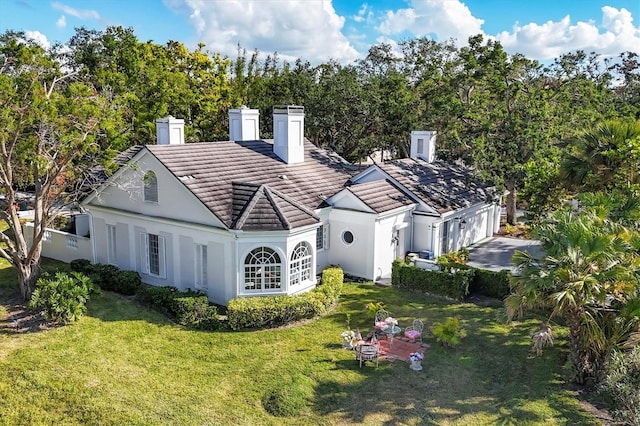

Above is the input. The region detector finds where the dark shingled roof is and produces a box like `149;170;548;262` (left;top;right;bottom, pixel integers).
346;180;414;213
377;158;494;214
146;139;357;229
231;182;319;230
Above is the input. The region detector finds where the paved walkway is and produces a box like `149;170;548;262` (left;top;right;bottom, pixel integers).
466;236;541;272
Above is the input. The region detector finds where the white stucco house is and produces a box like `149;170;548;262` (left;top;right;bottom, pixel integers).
79;105;500;305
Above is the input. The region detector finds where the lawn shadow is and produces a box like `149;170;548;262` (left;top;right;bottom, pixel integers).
0;294;61;335
312;284;600;425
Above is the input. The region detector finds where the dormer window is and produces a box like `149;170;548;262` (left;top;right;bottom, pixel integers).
143;171;158;203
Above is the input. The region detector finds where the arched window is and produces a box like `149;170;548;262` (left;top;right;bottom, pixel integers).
244;247;281;291
289;242;312;287
143;171;158;202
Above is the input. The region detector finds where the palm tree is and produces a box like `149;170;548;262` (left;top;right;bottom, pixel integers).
560;120;640;192
506;209;640;384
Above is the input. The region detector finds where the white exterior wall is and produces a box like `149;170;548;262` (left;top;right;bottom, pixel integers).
24;223;92;263
87;205;320;305
314;208;331;272
88;206;235;304
327;209;376;279
373;209;412;280
411;202;500;258
87;152;223;228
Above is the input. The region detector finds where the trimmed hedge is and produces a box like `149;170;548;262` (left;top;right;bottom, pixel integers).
469;269;511;300
397;259;513;301
70;260;142;295
392;259;474;301
227;266;344;330
136;285;220;330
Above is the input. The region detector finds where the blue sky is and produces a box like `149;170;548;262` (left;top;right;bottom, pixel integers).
1;0;639;63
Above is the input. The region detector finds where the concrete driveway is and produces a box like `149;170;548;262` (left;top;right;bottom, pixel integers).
466;237;542;272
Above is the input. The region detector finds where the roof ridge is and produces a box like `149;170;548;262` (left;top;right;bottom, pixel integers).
266;186;319;220
263;187;291;230
233;183;264;230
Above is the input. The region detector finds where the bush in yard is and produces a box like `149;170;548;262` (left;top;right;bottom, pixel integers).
171;295;220;330
599;346;640;424
136;286;220;330
392;259;473;301
29;271;98;324
71;261;142;295
262;373;315;417
110;270;142;295
69;258;92;274
227;266;344;330
469;269;512;300
432;316;467;347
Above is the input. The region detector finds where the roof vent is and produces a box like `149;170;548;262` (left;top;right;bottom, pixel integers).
279;174;288;180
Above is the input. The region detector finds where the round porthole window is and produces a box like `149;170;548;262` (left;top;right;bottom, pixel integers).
342;230;354;245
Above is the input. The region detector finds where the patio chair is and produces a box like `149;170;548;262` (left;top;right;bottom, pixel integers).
356;343;379;368
404;319;424;343
374;309;391;331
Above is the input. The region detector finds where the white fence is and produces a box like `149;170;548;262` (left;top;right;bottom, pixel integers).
24;222;92;263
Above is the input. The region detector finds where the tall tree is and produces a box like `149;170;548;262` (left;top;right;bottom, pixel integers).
0;31;122;299
506;208;640;384
560;120;640;192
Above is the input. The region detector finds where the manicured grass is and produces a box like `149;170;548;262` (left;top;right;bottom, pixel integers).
0;269;599;425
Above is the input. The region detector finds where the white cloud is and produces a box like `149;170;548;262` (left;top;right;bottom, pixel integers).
51;2;102;21
166;0;360;64
494;7;640;60
352;3;373;24
56;15;66;28
25;30;51;49
377;0;484;45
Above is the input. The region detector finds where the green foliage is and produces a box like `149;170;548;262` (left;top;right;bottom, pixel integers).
437;248;469;265
28;271;97;324
365;301;386;317
69;258;92;274
70;261;142;296
136;285;220;330
507;207;640;384
469;269;512;300
432;316;467;347
561;120;640;192
599;347;640;425
227;266;343;330
261;373;315;417
171;295;220;330
392;259;473;301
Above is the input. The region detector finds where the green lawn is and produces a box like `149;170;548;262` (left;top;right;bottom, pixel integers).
0;263;600;425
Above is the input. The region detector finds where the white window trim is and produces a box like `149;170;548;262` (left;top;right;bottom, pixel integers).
289;241;312;287
194;244;208;291
341;229;355;246
243;246;282;293
107;225;117;265
141;233;166;279
143;171;158;203
316;223;329;252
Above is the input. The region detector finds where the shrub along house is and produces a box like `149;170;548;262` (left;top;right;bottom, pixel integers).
80;106;500;305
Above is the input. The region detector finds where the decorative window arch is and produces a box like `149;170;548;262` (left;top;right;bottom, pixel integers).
143;171;158;202
244;247;281;291
289;241;312;287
